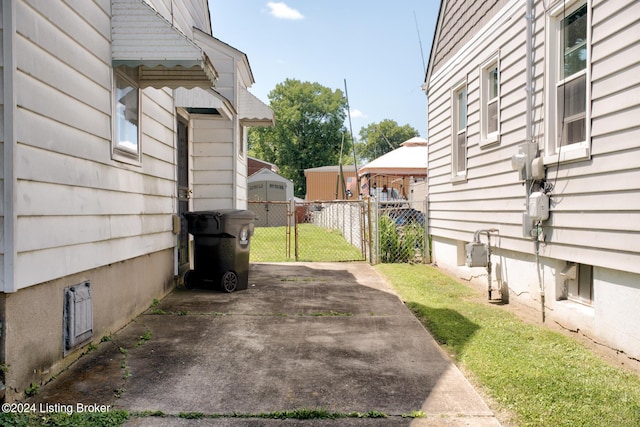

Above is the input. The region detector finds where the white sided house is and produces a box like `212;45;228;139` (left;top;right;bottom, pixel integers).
0;0;272;401
424;0;640;360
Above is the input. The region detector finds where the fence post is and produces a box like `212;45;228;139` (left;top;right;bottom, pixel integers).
369;198;377;264
424;197;431;264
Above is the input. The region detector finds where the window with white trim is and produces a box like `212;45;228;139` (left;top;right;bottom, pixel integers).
546;1;589;162
113;67;141;162
452;84;467;179
480;57;500;146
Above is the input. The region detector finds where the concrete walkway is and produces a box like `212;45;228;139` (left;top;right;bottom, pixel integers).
29;262;500;426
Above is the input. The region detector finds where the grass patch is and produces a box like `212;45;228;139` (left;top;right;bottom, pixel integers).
376;264;640;427
137;330;152;346
250;224;363;262
0;410;130;427
307;310;353;317
177;408;387;420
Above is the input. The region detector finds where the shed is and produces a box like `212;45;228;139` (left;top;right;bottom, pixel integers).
248;168;294;226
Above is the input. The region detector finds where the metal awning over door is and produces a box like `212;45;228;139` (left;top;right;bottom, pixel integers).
111;0;218;89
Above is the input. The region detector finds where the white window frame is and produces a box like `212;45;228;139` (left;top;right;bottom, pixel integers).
112;67;142;165
544;0;591;165
451;82;468;181
480;55;500;147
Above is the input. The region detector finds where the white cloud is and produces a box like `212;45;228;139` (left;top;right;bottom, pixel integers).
266;2;304;20
349;109;366;119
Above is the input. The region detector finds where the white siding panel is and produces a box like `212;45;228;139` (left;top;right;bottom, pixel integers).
17;214;170;252
591;65;639;100
140;154;174;182
16;232;175;289
17;72;111;138
592;41;640;81
193;156;232;171
549;191;640;212
142;88;175;127
63;0;112;38
149;0;210;36
192;184;233;199
193;170;233;183
17;1;110;87
16;181;173;216
549;212;640;232
17;36;111;114
16;144;174;197
591;107;640;138
540;243;640;276
17;109;110;162
591;0;639;46
591;128;640;156
193;141;233;157
22;0;110;59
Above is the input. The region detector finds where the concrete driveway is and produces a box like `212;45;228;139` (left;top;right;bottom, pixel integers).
29;262;500;426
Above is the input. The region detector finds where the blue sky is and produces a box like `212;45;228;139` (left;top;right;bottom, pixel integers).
208;1;440;138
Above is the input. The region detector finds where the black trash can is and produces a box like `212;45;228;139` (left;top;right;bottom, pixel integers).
183;209;255;292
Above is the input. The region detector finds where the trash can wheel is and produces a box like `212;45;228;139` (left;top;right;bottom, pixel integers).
183;270;199;289
221;271;238;293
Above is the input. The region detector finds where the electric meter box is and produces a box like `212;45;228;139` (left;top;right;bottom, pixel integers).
529;192;549;221
466;242;488;267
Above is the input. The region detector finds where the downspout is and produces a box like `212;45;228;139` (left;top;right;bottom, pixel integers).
233;76;238;208
526;0;545;321
3;0;16;293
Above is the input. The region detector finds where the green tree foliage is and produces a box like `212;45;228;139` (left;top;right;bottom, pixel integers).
357;119;419;162
248;79;349;197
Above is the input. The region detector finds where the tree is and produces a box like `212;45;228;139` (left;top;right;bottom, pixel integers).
249;79;349;197
357;119;420;162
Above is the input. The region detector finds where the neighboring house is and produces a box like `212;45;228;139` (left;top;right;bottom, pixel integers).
248;168;294;227
424;0;640;359
0;0;272;401
304;165;359;201
248;156;280;176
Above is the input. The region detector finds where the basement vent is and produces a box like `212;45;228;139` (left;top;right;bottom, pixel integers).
63;281;93;355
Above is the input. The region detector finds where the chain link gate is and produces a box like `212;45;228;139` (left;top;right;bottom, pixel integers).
248;200;370;262
249;197;428;264
371;198;429;264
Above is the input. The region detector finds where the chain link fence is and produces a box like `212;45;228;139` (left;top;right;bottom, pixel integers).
248;196;429;265
371;198;429;264
248;200;368;262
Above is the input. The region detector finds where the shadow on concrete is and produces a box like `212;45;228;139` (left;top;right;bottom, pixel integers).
26;263;496;425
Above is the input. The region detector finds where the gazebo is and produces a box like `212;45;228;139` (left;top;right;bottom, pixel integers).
358;137;427;200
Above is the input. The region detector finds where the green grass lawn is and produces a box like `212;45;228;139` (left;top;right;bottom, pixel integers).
376;263;640;427
250;224;364;262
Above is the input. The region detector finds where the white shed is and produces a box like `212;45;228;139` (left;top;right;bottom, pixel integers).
248;168;294;226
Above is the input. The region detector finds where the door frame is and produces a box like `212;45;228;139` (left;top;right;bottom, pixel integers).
176;114;191;276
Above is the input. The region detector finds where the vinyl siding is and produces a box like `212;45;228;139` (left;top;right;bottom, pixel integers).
429;0;509;80
427;0;640;275
190;29;255;210
539;0;640;271
149;0;211;36
9;0;199;289
191;116;236;210
427;0;538;256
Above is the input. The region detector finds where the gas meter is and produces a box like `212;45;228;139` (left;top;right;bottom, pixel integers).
466;242;488;268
